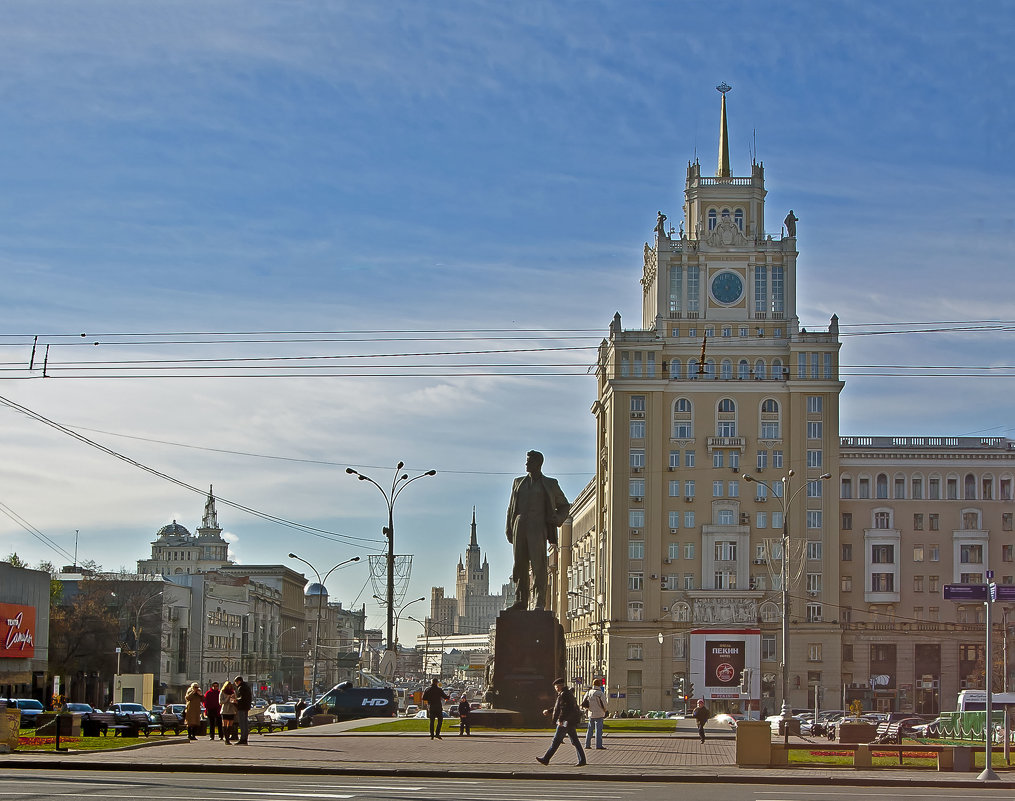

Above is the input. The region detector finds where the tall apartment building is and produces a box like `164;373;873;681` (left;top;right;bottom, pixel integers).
555;89;1015;716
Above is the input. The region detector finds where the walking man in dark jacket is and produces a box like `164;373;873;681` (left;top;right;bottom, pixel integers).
234;675;252;745
422;678;450;740
692;699;709;743
536;678;586;767
203;681;221;740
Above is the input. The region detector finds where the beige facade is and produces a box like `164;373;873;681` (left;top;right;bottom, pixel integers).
553;91;1015;716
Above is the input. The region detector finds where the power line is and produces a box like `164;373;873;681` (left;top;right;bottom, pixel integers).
0;501;77;564
0;393;385;549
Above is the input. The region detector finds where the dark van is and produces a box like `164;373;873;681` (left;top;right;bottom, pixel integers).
299;681;396;725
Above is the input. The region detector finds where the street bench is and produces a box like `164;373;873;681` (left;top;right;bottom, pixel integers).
144;711;186;736
870;721;902;745
248;713;290;734
81;712;136;737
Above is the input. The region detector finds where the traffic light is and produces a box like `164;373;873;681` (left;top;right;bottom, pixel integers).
686;683;694;700
676;678;685;696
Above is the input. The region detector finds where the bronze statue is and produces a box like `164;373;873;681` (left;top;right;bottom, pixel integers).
655;211;667;236
505;450;570;610
784;209;798;237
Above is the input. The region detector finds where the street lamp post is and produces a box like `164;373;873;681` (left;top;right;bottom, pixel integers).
275;625;296;695
743;469;831;743
408;616;450;679
374;595;426;649
346;462;436;662
567;591;606;681
287;554;361;698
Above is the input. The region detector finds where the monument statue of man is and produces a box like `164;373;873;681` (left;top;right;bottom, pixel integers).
505;450;570;611
784;209;798;237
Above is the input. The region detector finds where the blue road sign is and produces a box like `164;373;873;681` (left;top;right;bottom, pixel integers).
943;584;989;601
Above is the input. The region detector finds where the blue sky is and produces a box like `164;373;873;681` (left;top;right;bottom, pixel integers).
1;1;1013;640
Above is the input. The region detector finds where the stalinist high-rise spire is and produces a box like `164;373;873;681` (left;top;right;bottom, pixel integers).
716;82;731;178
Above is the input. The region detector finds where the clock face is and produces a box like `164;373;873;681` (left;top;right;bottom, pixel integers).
711;271;744;305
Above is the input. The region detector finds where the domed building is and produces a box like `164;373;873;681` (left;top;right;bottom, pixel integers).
300;579;367;692
137;487;231;575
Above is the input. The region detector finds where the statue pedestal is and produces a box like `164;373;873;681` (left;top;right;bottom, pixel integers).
487;608;566;727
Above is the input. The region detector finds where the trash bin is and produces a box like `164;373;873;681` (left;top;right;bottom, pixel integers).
0;708;20;752
736;720;773;766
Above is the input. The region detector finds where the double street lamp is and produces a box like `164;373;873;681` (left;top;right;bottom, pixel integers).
288;553;361;698
346;462;436;658
743;469;830;741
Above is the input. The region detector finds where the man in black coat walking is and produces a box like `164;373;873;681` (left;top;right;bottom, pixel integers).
535;678;586;767
422;678;450;740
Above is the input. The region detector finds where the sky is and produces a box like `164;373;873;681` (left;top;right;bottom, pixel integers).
1;1;1014;641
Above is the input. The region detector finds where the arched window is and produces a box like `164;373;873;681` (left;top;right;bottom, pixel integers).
627;601;644;621
982;474;995;500
716;398;737;437
720;359;733;380
670;358;682;379
688;358;699;378
704;359;716;379
721;207;731;220
734;208;744;231
672;398;693;439
708;209;717;231
965;473;976;500
738;359;750;380
760;602;779;623
760;398;781;439
754;359;766;380
876;473;889;500
772;358;784;379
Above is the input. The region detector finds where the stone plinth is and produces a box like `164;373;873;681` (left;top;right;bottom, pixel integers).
487;608;566;727
467;709;525;729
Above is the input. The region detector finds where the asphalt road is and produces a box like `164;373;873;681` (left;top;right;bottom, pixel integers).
5;771;1015;801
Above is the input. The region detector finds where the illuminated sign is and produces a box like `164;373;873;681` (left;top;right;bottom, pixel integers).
0;603;36;658
704;639;744;688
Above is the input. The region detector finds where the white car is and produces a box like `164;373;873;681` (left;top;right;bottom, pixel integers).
265;703;297;725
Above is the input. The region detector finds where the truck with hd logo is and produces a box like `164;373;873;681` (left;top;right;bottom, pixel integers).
298;681;397;725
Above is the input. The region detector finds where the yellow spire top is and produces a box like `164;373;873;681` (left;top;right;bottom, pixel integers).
716;82;731;178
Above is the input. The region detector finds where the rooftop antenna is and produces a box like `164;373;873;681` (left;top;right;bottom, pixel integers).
73;530;79;571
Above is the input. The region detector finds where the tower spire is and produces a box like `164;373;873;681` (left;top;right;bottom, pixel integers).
716;82;731;178
470;506;478;548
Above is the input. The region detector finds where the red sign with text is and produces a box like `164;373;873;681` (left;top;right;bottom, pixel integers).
0;603;36;658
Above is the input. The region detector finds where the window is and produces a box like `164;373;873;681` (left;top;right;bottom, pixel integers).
629;510;644;528
858;477;870;499
806;573;822;593
708;208;717;230
669;511;680;530
630;479;645;498
755;359;767;380
669;450;680;469
713;450;724;468
807;395;823;413
960;544;983;564
715;541;737;561
1005;545;1014;563
684;511;695;528
808;644;823;662
914;575;924;592
913;544;924;562
772;511;783;529
807;450;823;468
807;421;822;439
912;477;923;499
756;511;767;529
628;540;644;559
673;398;693;438
739;327;749;338
894;477;906;499
757;450;768;470
717;509;735;525
773;450;783;468
630;420;645;438
948;477;959;500
842;544;853;561
806;510;822;529
961;572;983;584
962;511;980;530
684;543;695;559
871;544;895;563
631;395;646;412
842;512;852;530
662;574;680;590
668;543;681;560
627;602;644;621
683;573;695;590
929;575;939;592
713;480;724;497
914;513;924;530
685;450;695;467
874;511;891;529
929;478;940;500
1005;514;1014;532
806;603;822;622
929;514;939;531
762;635;777;661
929;544;939;561
841;477;852;498
806;480;823;498
627;643;643;660
729;480;739;497
685;480;695;498
630;449;645;469
734;208;744;230
729;451;739;470
669;480;680;497
841;575;852;592
714;570;736;589
738;359;750;380
871;573;894;592
876;474;889;499
806;541;822;560
760;420;780;438
628;572;644;591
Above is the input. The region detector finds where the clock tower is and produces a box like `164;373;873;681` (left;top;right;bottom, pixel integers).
558;85;844;716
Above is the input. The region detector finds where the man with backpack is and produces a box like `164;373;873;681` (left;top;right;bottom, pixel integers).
582;678;608;750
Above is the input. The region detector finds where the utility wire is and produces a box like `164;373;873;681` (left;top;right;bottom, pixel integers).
0;393;385;548
0;501;77;564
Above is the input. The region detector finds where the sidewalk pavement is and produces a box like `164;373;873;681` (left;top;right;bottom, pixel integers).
4;719;1015;789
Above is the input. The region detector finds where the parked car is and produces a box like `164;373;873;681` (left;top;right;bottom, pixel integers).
11;698;45;726
403;704;420;717
265;703;298;725
252;698;268;709
64;702;94;714
108;702;152;726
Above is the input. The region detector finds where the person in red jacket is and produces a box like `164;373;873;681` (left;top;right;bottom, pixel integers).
203;681;221;740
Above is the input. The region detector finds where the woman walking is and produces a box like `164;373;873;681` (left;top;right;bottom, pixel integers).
184;682;203;741
219;680;237;744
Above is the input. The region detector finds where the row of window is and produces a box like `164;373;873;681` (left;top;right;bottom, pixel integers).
668;263;785;315
625;600;824;623
842;509;1007;531
627;540;824;562
841;473;1014;501
620;352;834;381
629;509;793;530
